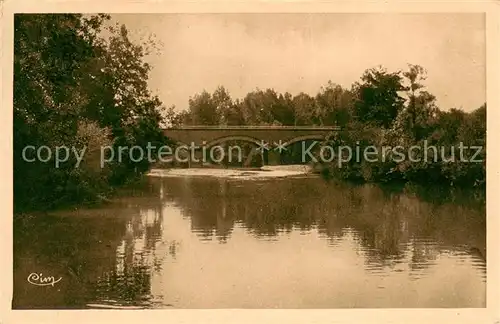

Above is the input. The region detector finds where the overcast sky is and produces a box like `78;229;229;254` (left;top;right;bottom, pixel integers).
111;13;485;112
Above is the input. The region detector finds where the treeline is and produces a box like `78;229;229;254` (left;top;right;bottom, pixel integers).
14;14;169;212
165;65;486;188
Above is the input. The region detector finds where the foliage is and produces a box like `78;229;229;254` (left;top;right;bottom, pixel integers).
14;14;170;211
352;66;406;128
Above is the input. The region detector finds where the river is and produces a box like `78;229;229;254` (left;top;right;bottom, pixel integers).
13;168;486;309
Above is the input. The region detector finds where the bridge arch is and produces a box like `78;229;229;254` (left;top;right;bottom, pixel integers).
282;134;328;148
203;135;263;148
171;134;331;150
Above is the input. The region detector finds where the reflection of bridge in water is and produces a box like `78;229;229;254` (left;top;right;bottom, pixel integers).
163;126;340;166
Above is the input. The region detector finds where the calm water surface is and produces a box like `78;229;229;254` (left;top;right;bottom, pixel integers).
13;173;486;308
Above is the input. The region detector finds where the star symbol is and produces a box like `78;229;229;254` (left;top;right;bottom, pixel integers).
256;140;269;152
273;140;288;153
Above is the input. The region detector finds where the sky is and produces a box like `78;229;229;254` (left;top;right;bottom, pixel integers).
110;13;485;112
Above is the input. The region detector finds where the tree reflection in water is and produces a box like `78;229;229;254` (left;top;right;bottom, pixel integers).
151;176;485;278
13;175;486;309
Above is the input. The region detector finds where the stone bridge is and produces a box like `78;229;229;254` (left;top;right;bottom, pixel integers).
163;125;340;148
162;126;340;167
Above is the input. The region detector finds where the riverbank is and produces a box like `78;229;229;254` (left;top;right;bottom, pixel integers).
147;164;314;180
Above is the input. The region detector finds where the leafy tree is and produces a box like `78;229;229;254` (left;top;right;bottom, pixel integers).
315;81;353;126
14;14;110;210
353;66;406;128
96;23;167;183
292;92;317;126
428;108;466;145
212;86;235;125
401;65;439;141
270;92;295;126
14;14;169;211
188;90;220;125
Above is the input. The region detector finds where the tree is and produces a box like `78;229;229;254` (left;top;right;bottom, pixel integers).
14;14;112;209
353;66;406;128
401;64;438;141
212;86;234;125
96;23;168;183
163;105;192;127
14;14;169;211
292;92;316;125
271;92;295;126
188;90;220;125
315;81;354;126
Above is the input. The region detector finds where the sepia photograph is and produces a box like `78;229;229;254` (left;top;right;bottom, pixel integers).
4;3;498;322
